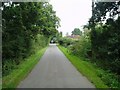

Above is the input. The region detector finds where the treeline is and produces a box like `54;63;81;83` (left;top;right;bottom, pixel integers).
58;2;120;88
2;2;60;76
89;2;120;74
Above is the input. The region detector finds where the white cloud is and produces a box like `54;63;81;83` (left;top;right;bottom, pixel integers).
50;0;92;36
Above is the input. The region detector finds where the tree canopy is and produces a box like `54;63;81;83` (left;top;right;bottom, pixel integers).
88;1;120;74
72;28;82;35
2;1;60;75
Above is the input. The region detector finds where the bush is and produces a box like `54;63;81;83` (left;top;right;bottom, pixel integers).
69;35;91;58
58;37;73;47
2;60;18;76
2;34;49;76
91;22;120;74
97;69;120;88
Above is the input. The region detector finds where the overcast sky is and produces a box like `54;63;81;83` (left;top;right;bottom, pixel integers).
49;0;92;36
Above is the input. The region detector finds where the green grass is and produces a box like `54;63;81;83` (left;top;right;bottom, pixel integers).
2;47;47;89
58;45;108;88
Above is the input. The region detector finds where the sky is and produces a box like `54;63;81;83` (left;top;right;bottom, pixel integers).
49;0;92;36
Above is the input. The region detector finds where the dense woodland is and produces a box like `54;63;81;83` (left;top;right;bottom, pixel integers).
58;2;120;88
2;2;60;76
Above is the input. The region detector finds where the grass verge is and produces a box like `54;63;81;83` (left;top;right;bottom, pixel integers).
58;45;108;88
2;47;47;89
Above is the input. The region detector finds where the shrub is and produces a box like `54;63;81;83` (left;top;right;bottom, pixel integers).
58;37;72;47
2;34;49;76
69;35;91;58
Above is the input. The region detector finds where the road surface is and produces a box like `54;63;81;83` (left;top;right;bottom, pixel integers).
18;44;95;88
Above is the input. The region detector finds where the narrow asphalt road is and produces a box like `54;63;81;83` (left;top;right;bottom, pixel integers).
18;44;95;88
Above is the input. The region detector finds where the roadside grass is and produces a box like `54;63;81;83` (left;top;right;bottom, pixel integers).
2;47;47;89
58;45;108;88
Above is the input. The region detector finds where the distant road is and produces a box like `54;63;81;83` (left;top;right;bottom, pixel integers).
18;44;95;88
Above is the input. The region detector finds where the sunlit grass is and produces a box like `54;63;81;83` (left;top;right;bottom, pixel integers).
2;47;47;89
58;45;108;88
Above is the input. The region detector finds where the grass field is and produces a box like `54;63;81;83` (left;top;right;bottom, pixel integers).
58;45;108;88
2;47;47;89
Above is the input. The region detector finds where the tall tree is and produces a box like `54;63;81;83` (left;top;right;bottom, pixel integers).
72;28;82;35
2;2;60;75
88;1;120;74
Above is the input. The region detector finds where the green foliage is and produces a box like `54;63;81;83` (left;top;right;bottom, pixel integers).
2;47;47;88
58;46;108;88
2;2;60;76
59;45;120;88
2;35;48;76
88;2;120;75
57;1;120;88
91;2;120;23
58;37;73;47
56;31;62;40
72;28;82;35
59;30;91;58
69;35;91;57
97;69;120;88
59;32;63;37
89;18;120;74
2;60;18;76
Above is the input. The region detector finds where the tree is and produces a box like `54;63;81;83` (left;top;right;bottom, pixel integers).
59;31;62;37
2;2;60;76
72;28;82;35
87;1;120;75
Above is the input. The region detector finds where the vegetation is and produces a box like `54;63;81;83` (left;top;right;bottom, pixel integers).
88;2;120;75
2;1;60;89
1;0;120;89
58;45;108;88
72;28;82;35
58;45;120;88
2;47;47;89
58;1;120;88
